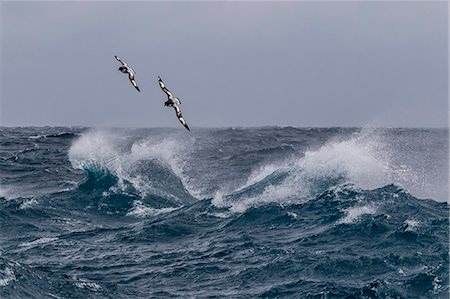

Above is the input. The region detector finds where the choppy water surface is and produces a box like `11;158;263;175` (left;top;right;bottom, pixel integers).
0;127;448;298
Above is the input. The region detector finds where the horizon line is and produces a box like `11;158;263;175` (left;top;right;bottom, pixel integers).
1;125;449;130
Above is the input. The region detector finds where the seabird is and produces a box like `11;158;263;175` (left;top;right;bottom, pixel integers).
115;55;140;92
158;76;190;131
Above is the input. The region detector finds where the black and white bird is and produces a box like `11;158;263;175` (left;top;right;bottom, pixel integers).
115;55;140;92
158;76;190;131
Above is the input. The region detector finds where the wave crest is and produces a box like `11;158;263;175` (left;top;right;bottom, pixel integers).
68;129;196;211
214;131;415;212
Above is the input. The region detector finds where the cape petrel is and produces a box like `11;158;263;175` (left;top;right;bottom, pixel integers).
158;76;190;131
115;55;140;92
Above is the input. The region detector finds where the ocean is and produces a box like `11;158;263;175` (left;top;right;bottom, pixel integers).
0;127;448;298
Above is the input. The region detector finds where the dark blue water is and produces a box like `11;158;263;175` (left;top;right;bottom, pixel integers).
0;127;448;298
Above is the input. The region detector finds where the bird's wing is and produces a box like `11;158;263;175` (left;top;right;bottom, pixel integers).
158;77;174;98
129;76;140;92
173;103;181;116
179;117;190;131
115;55;127;66
158;77;167;90
173;103;190;131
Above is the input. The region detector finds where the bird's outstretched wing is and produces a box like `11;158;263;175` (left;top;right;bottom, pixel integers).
129;75;140;92
173;103;190;131
115;55;127;66
158;76;174;99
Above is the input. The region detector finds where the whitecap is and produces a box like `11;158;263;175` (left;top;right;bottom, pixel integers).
336;205;377;224
19;198;38;209
68;129;199;202
209;212;232;219
73;277;102;292
28;135;46;139
0;267;16;287
126;201;178;217
404;219;420;232
212;129;419;213
287;212;299;219
19;237;58;248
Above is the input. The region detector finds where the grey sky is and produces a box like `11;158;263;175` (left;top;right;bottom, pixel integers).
1;1;448;128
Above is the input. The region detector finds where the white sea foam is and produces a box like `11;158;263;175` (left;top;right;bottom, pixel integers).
239;163;283;190
73;277;102;292
404;219;420;232
336;205;377;224
433;276;442;293
68;129;122;173
19;237;58;248
75;281;102;292
232;182;303;213
298;133;390;190
0;267;16;287
0;186;8;199
287;212;299;219
28;135;46;139
209;211;232;219
126;200;178;217
0;185;20;200
211;191;226;208
19;198;38;209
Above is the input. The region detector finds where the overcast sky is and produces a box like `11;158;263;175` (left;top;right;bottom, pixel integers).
1;1;448;128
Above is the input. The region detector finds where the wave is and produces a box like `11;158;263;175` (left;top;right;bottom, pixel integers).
28;132;78;139
218;183;448;244
68;129;196;213
18;237;59;249
107;182;447;297
336;204;378;225
213;130;422;213
67;128;439;215
0;257;105;297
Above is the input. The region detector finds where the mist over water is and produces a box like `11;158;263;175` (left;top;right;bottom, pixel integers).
1;127;448;298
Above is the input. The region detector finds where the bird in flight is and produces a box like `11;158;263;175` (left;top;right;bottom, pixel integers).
115;55;140;92
158;76;190;131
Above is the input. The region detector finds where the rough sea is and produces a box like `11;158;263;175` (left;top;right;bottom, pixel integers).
0;127;448;298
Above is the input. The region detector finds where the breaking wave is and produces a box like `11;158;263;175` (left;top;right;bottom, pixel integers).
68;129;197;212
213;130;421;213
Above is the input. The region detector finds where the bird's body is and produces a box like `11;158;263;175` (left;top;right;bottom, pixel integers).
158;76;190;131
115;56;140;92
